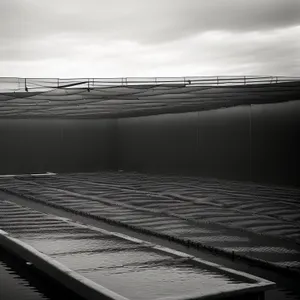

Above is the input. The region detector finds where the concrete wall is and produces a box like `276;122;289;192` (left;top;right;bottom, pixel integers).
1;100;299;187
0;119;116;175
117;100;300;187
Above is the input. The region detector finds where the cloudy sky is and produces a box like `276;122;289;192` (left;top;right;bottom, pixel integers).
0;0;299;78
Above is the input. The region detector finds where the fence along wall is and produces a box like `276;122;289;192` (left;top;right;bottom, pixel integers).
117;100;300;187
0;119;117;175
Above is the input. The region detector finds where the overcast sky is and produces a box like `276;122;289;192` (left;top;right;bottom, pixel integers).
0;0;299;78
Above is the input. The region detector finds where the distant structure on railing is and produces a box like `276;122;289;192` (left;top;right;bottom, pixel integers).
0;76;299;92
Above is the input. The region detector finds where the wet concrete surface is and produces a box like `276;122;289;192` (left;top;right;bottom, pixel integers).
1;173;299;276
0;199;272;300
1;190;300;300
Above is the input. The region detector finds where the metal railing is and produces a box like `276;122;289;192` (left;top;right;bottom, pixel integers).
0;76;299;92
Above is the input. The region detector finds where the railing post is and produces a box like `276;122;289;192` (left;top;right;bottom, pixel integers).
25;78;28;92
244;76;246;85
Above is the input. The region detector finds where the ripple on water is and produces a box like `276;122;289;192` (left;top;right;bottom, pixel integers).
81;260;252;300
0;260;49;300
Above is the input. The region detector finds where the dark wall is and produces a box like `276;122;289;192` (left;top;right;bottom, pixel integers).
1;101;299;187
251;101;300;186
118;100;300;187
0;119;116;175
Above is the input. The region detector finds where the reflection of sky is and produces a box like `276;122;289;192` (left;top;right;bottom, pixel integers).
1;0;299;77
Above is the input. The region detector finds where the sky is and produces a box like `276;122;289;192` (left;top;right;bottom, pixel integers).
0;0;299;78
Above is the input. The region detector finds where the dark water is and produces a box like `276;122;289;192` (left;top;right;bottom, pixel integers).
0;261;48;300
0;248;85;300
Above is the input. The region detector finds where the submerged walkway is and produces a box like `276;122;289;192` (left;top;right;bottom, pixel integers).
0;200;272;300
0;172;299;275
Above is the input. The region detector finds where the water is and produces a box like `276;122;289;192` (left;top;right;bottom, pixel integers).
0;248;85;300
0;260;48;300
0;199;272;300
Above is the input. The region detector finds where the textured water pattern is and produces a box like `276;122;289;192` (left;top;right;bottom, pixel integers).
0;259;49;300
82;263;246;300
1;172;300;274
0;200;269;300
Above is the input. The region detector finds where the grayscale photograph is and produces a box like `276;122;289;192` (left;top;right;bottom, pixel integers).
0;1;299;300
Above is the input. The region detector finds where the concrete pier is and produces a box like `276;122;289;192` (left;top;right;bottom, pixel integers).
0;200;274;300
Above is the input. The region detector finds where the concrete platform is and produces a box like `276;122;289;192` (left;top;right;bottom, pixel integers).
0;172;299;275
0;200;274;300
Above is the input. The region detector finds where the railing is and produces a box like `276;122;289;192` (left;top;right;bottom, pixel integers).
0;76;299;92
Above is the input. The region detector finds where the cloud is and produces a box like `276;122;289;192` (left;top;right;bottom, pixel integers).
1;25;299;77
1;0;299;43
0;0;299;76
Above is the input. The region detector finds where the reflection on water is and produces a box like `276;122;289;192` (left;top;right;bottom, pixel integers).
0;248;84;300
266;288;300;300
0;260;48;300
